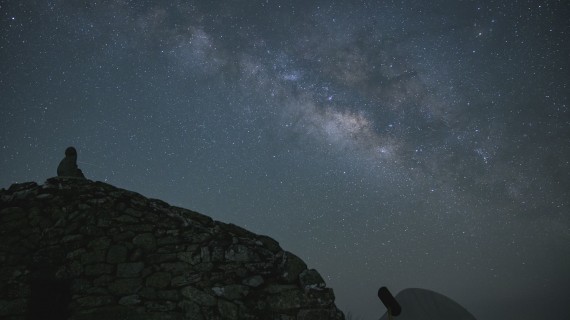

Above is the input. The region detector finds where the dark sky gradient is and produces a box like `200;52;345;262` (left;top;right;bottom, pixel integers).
2;1;569;319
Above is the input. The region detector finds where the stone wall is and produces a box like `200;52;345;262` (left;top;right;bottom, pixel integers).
0;178;345;320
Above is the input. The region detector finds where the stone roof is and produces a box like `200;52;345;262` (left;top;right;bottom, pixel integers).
0;177;345;320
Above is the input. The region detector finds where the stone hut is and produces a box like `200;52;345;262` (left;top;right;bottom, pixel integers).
0;178;345;320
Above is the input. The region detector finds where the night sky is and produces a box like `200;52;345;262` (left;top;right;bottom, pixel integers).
1;1;569;319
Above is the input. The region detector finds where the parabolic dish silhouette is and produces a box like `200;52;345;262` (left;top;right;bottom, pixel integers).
378;288;477;320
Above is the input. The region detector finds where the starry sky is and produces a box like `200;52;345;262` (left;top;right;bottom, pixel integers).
1;1;569;319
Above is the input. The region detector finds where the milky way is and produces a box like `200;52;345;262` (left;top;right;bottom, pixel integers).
1;1;569;319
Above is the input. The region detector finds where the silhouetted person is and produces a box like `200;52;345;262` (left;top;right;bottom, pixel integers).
57;146;86;178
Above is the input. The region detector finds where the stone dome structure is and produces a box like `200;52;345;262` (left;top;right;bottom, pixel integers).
0;178;345;320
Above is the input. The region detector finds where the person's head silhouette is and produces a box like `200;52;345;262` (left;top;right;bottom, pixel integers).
65;147;77;157
57;146;86;178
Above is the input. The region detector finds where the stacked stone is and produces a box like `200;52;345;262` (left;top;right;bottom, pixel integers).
0;178;345;320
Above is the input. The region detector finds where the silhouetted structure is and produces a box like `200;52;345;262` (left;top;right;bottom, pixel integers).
57;146;85;178
0;178;346;319
379;288;476;320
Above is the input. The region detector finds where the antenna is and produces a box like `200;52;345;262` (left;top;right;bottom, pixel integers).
378;286;401;319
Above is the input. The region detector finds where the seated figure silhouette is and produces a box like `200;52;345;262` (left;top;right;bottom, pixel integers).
57;147;86;178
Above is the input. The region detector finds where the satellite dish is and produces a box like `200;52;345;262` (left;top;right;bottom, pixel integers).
378;288;477;320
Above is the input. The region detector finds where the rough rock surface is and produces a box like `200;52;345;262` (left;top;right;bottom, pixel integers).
0;178;345;320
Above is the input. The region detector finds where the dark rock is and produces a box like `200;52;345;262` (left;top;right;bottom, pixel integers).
210;246;224;262
146;253;178;264
157;235;180;246
225;244;260;262
8;181;38;192
132;233;157;252
146;272;172;289
298;308;345;320
181;286;217;306
69;305;182;320
129;247;144;261
242;275;264;288
113;231;136;242
156;290;180;301
71;279;91;294
218;299;239;320
263;284;298;294
281;252;307;283
193;262;213;272
84;263;114;276
81;250;106;264
160;262;190;275
116;262;145;278
212;284;249;300
1;207;26;220
200;246;211;262
178;300;203;319
266;289;305;310
118;294;141;306
93;275;113;287
107;245;128;263
138;287;157;299
108;278;142;295
299;269;326;290
76;295;114;307
36;193;54;200
88;237;112;250
177;251;200;264
171;273;201;287
0;298;27;316
145;300;176;312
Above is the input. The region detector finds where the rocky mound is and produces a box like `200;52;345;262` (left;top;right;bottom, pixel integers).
0;178;345;320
